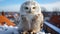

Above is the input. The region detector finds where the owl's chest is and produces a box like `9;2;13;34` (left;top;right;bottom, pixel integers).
21;14;34;23
21;15;35;29
26;15;34;21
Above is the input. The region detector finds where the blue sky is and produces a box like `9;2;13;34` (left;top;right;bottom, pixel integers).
0;0;60;6
0;0;60;12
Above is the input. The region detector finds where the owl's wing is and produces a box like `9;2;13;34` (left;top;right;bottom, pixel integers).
34;13;44;31
39;13;44;31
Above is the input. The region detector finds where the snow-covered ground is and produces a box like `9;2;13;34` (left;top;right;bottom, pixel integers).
0;24;46;34
0;24;19;34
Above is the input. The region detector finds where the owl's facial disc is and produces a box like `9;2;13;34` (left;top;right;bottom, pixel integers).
20;1;41;15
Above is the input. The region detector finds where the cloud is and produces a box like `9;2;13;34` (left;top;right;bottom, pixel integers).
40;1;60;11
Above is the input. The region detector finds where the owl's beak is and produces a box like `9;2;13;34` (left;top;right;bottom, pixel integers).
28;9;32;13
29;11;31;13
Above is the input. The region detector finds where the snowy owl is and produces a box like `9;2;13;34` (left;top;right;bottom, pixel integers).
18;0;44;34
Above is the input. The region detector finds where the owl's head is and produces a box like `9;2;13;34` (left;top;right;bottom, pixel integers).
20;1;41;15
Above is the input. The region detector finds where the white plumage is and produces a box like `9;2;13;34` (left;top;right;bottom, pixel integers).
18;0;44;34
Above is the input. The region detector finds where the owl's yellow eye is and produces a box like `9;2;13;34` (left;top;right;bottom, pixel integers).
33;7;36;9
25;7;28;10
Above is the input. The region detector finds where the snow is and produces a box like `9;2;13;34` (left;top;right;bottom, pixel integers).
0;24;46;34
37;32;45;34
0;24;19;34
